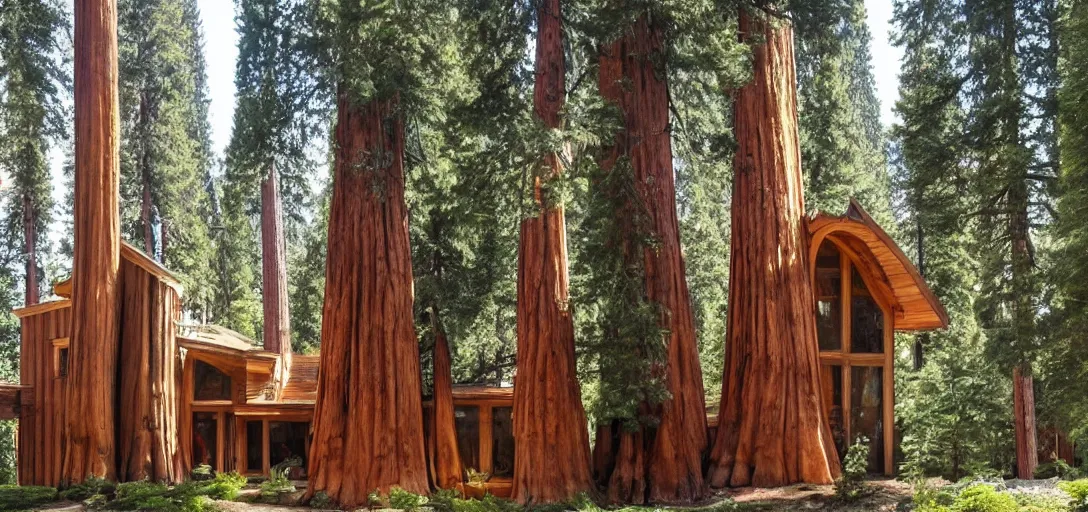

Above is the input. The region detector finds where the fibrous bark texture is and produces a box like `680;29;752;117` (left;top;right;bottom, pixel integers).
707;11;840;488
261;165;292;394
1013;364;1038;479
63;0;122;485
511;0;593;504
306;92;428;508
118;260;183;483
431;320;462;489
24;195;39;305
596;17;707;505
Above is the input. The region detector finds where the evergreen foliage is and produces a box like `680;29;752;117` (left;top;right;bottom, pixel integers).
117;0;217;315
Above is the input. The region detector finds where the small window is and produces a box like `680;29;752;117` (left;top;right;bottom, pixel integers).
192;412;219;471
246;421;263;472
57;347;69;378
454;406;481;474
491;407;514;478
194;360;232;401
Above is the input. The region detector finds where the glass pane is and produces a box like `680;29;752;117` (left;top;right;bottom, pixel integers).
850;366;885;473
815;241;842;351
455;406;480;475
58;348;69;378
194;360;232;401
192;412;218;471
269;422;310;479
850;268;884;353
821;364;845;460
491;407;514;478
246;421;262;472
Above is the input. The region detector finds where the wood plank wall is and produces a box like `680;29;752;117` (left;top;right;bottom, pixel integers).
18;259;182;486
18;305;70;487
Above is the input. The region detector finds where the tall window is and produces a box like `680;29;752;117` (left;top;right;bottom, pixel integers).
814;239;891;474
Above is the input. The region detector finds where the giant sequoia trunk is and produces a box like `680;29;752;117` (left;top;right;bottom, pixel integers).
24;195;39;305
511;0;594;504
63;0;122;484
306;92;428;507
1013;364;1038;478
595;16;707;505
430;317;462;490
707;11;840;488
117;258;183;482
261;165;292;394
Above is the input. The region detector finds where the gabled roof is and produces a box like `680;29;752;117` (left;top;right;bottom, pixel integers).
177;324;269;358
807;199;949;331
50;241;183;300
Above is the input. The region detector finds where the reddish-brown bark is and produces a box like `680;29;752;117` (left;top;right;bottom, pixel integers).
261;164;292;393
1013;364;1038;479
431;317;462;489
595;16;707;504
306;92;428;507
63;0;122;484
117;260;183;483
511;0;594;504
24;195;39;305
707;10;840;488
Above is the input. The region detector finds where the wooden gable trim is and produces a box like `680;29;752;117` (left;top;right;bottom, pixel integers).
120;242;184;295
13;299;71;319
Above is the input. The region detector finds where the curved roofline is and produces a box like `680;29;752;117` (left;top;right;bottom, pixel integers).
808;199;949;331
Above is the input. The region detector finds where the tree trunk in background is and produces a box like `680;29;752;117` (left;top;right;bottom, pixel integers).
261;164;292;393
1013;364;1038;478
139;93;154;257
596;16;707;504
63;0;122;484
306;92;428;508
511;0;593;504
431;315;462;489
117;261;182;483
24;195;39;305
707;10;840;488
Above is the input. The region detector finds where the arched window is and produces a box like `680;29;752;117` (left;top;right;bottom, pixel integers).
814;239;890;474
193;360;232;401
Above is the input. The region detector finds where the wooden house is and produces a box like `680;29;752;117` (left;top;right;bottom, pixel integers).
9;201;948;488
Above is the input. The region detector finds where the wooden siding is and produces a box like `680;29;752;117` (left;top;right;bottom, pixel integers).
18;304;71;486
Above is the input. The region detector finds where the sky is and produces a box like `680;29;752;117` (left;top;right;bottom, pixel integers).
195;0;905;158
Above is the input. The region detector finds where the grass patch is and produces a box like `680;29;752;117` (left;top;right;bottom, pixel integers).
0;484;58;511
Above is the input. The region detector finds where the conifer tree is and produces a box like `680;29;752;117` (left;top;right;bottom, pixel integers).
117;0;215;315
1047;0;1088;442
305;0;457;504
226;0;324;356
796;0;892;225
0;0;68;306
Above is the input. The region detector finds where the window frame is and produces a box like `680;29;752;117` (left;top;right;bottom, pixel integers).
52;337;70;379
812;237;895;475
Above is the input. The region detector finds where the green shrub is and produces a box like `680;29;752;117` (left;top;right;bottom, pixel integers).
59;475;114;502
834;437;871;502
309;490;333;509
1060;479;1088;512
951;484;1018;512
1037;460;1082;480
202;472;246;501
0;485;58;511
1015;492;1071;512
388;486;429;511
913;481;956;512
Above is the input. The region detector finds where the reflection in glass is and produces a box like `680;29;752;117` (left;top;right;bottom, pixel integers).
850;268;884;353
194;360;232;401
821;364;845;459
192;412;218;470
455;406;480;474
815;241;842;351
269;421;310;478
491;407;514;477
850;366;884;472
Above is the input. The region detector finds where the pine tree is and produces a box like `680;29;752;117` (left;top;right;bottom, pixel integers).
1046;0;1088;442
117;0;215;315
0;0;68;305
796;0;893;226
